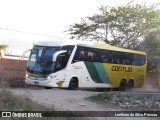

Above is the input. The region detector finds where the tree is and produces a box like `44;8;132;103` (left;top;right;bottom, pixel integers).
140;32;160;72
0;44;9;58
67;3;160;49
0;44;9;50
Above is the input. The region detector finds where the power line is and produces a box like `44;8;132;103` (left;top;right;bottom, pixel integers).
0;27;57;37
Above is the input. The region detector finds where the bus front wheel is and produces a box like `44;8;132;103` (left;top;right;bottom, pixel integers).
68;78;78;90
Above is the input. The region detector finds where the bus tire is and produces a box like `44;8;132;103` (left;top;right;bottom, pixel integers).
119;80;126;91
127;80;134;91
44;87;52;89
68;78;78;90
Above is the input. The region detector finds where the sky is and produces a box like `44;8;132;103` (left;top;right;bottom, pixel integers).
0;0;159;55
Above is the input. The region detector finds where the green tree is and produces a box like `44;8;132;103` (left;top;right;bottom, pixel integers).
0;44;9;58
0;44;9;50
140;32;160;72
67;3;160;49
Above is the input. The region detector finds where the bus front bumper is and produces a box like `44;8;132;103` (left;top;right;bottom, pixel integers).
25;77;59;87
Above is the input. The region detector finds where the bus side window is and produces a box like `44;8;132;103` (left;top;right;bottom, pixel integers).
133;54;146;66
87;55;93;61
107;54;112;63
92;49;101;62
122;53;133;65
101;55;106;63
61;45;74;65
111;51;119;64
79;52;85;61
100;50;108;63
87;49;94;62
61;45;74;56
54;53;66;72
72;46;86;63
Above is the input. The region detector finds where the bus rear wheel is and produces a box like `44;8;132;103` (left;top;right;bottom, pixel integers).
119;80;126;91
127;80;134;91
68;78;78;90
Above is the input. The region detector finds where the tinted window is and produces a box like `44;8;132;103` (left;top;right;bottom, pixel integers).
133;54;146;66
61;45;74;56
27;46;60;74
61;45;74;67
72;46;146;66
73;46;86;62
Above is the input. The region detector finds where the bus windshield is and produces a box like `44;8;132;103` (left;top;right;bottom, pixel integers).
27;46;60;75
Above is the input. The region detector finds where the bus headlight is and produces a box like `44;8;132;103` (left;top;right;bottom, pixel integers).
46;76;52;80
26;72;28;77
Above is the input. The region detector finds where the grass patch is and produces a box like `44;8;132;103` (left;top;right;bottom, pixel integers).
0;89;47;111
87;92;160;111
0;89;83;120
87;92;114;102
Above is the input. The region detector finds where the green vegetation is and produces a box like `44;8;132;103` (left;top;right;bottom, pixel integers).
88;92;114;102
67;3;160;48
0;89;47;111
0;89;82;120
0;44;9;58
141;32;160;72
87;92;160;111
0;44;9;50
66;2;160;71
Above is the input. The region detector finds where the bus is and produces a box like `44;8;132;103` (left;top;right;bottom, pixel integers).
24;39;147;90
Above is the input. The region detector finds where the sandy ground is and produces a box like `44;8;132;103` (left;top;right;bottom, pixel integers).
8;87;160;120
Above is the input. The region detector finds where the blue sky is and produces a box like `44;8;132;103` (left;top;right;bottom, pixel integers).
0;0;159;55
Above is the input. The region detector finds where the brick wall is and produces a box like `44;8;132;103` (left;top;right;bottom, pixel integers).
0;58;27;87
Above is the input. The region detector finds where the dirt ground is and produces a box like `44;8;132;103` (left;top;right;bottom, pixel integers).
6;87;159;120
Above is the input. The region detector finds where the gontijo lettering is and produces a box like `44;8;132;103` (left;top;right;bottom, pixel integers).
112;66;132;72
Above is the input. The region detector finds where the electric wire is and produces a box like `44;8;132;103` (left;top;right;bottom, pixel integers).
0;27;57;37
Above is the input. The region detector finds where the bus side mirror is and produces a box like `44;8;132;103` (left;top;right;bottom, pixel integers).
52;50;67;62
22;49;31;59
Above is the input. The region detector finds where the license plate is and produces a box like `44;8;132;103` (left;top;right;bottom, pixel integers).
34;81;39;85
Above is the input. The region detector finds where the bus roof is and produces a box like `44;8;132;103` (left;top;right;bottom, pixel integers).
35;39;94;46
35;39;146;55
94;43;146;55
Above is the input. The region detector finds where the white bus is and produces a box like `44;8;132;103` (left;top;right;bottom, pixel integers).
25;40;147;90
